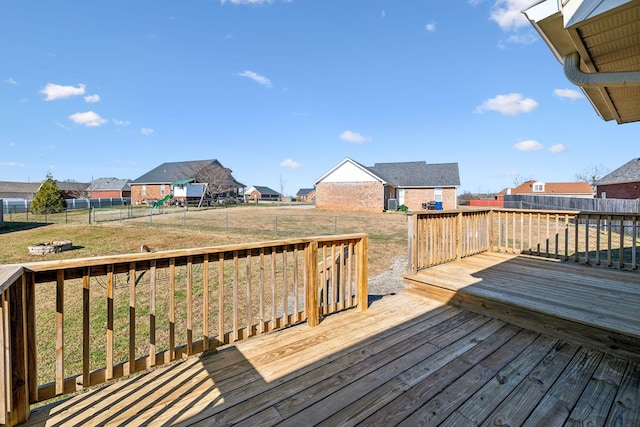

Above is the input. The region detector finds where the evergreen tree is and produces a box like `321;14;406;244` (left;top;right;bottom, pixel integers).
30;173;66;214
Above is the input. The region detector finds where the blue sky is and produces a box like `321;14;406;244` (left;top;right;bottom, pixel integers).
1;0;638;195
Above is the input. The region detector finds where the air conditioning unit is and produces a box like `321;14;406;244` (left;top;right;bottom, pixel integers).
387;198;398;211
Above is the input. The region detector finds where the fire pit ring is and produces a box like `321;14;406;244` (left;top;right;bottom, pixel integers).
28;240;73;255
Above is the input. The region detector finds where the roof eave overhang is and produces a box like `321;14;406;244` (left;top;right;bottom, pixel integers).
523;0;640;124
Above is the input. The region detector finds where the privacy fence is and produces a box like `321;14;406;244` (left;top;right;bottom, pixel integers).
504;194;640;212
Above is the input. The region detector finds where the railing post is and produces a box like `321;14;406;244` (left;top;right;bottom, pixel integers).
305;241;319;327
356;236;368;312
407;213;417;274
488;210;495;252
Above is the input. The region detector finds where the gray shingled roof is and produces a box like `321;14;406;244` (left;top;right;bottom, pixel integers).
131;160;244;187
87;178;131;191
367;161;460;187
252;186;281;196
597;158;640;185
296;188;314;196
0;181;40;194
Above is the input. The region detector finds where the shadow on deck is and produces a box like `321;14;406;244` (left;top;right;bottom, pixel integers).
22;254;640;426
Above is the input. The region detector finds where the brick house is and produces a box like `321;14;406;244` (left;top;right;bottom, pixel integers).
130;159;243;205
245;186;282;202
496;180;595;202
315;158;460;213
596;158;640;199
86;178;131;199
296;188;316;202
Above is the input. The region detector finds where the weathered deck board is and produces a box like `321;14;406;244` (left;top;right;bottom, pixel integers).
23;255;640;427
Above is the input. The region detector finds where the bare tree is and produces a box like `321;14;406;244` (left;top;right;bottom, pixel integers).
575;163;609;188
182;160;243;200
513;176;533;187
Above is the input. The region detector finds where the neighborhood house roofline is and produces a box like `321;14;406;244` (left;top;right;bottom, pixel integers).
315;158;386;185
597;158;640;185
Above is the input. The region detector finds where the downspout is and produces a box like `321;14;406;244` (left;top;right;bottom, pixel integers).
564;51;640;87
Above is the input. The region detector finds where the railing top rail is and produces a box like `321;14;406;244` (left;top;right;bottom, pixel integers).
490;207;579;215
14;233;368;274
0;265;24;293
577;211;640;217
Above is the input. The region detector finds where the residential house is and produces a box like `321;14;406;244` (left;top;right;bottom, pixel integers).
497;180;595;203
86;178;131;199
296;188;316;203
315;158;460;213
0;180;88;200
596;158;640;199
245;186;282;202
129;159;244;205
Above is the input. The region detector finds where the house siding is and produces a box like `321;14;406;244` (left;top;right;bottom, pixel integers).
90;190;131;199
597;182;640;199
316;181;383;212
132;184;168;205
404;188;457;211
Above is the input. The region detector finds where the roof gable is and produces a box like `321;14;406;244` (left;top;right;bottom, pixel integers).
597;158;640;185
250;186;281;196
315;158;384;184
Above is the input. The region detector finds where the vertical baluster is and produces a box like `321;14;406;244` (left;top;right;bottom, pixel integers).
202;255;209;351
128;262;136;374
282;248;288;325
218;254;225;345
55;270;64;395
106;265;114;380
82;268;90;388
149;260;156;368
186;256;193;355
169;258;175;361
246;252;252;336
233;251;239;342
293;246;300;321
259;249;265;334
271;247;277;328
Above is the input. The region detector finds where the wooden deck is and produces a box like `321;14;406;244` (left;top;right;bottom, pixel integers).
23;254;640;426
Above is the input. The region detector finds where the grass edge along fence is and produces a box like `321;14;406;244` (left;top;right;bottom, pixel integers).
408;208;640;273
0;234;368;426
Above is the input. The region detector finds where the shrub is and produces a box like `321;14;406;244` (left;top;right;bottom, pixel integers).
397;204;409;212
30;173;66;214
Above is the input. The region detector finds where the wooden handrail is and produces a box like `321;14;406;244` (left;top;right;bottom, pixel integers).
0;234;368;426
409;209;640;272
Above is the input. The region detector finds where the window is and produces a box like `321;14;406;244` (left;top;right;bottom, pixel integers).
142;185;146;196
532;182;545;192
434;187;442;202
161;184;166;196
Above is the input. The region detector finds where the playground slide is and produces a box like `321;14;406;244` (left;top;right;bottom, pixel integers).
152;194;173;209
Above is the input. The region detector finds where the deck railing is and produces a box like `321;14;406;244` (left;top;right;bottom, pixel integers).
408;209;640;273
0;234;368;426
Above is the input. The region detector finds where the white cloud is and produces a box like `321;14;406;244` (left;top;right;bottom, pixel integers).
113;119;130;126
554;88;584;100
41;83;86;101
84;94;100;103
141;127;155;135
236;70;272;88
339;130;371;144
501;33;537;46
68;111;108;127
4;78;17;85
381;10;386;18
0;161;26;168
549;144;566;153
489;0;531;30
425;22;437;32
514;140;543;151
475;93;538;115
280;158;302;169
